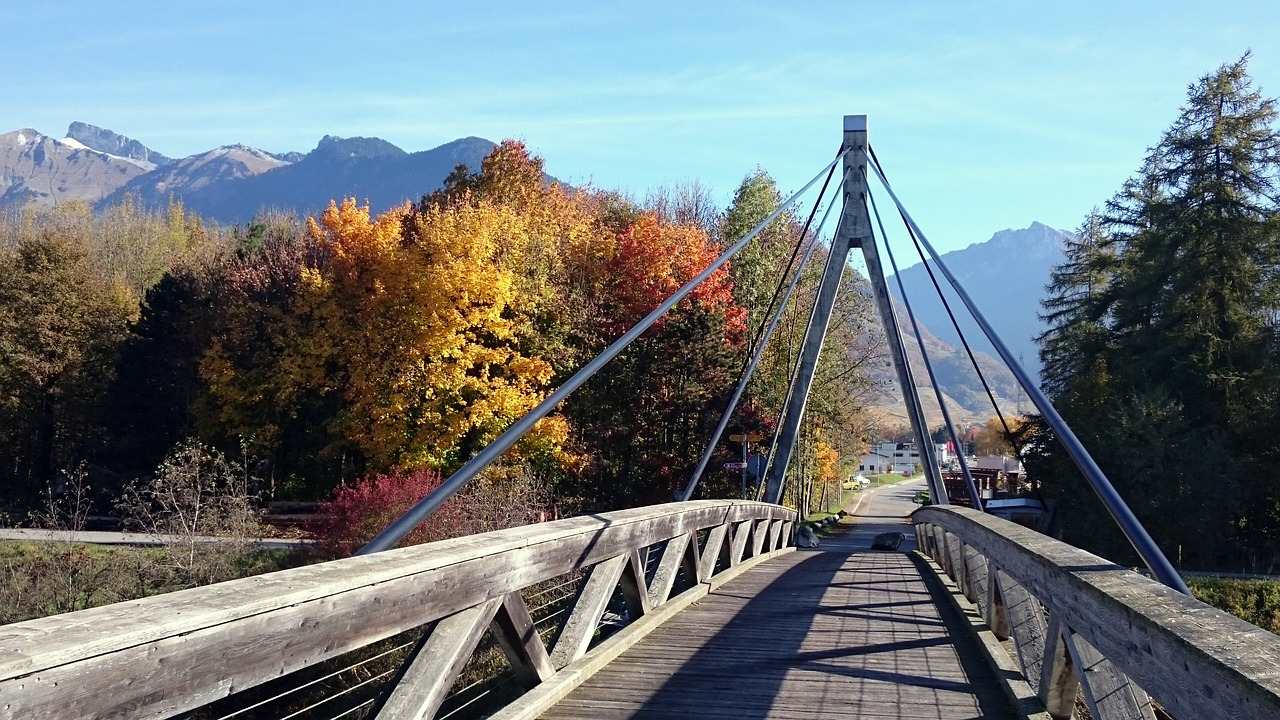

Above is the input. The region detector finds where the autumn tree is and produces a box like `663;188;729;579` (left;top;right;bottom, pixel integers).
0;231;134;507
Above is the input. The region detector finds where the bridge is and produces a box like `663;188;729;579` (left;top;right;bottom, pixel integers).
4;117;1280;719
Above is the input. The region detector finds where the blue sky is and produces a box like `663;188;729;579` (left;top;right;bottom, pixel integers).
4;1;1278;255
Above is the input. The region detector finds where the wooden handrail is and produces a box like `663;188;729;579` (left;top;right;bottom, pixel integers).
914;506;1280;720
0;500;796;720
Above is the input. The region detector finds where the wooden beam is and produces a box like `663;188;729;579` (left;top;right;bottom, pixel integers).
728;520;751;566
962;544;987;608
490;592;554;687
646;533;691;607
985;558;1009;639
617;549;651;621
1063;627;1156;720
375;597;503;720
996;569;1047;692
549;553;628;669
697;523;729;582
1038;616;1079;720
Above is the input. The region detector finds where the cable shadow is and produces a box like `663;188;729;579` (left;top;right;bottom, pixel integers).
581;542;1015;719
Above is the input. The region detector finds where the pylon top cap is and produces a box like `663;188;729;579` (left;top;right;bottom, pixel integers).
844;115;867;132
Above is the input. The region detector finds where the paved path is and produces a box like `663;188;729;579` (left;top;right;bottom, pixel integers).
538;480;1015;719
0;528;312;550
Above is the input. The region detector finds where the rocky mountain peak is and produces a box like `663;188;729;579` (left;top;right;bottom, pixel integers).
311;134;406;161
66;122;172;167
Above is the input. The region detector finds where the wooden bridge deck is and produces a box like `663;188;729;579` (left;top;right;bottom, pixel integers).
538;482;1016;720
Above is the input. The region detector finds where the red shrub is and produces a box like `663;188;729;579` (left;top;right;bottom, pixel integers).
313;469;465;556
313;467;554;557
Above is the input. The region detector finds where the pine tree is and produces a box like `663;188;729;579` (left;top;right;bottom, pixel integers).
1038;54;1280;568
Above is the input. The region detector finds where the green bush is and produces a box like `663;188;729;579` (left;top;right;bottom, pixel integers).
1189;578;1280;634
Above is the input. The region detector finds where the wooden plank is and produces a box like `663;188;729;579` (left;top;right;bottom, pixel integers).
696;523;728;582
750;518;769;558
985;557;1010;640
932;525;952;577
537;541;1016;720
963;544;988;610
728;519;751;565
550;553;628;669
917;505;1280;720
617;548;651;620
996;568;1047;691
646;533;690;607
1038;616;1080;720
677;531;700;597
1063;627;1156;720
490;592;554;686
376;597;502;720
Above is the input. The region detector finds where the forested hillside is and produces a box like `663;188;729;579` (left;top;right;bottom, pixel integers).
0;141;881;540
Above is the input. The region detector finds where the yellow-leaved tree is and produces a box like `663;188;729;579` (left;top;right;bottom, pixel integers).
304;198;560;470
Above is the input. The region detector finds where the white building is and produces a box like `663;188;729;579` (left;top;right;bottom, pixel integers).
857;451;891;474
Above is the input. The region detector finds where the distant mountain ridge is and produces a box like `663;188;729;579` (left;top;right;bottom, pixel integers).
888;221;1070;380
0;122;496;224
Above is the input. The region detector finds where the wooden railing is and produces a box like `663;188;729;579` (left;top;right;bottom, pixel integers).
914;505;1280;720
0;500;796;720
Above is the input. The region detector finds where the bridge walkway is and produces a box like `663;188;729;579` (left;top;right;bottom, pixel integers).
538;480;1017;720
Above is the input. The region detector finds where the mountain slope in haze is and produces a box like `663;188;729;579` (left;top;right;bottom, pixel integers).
100;145;292;210
150;135;497;223
0;128;148;208
868;293;1030;430
888;221;1070;380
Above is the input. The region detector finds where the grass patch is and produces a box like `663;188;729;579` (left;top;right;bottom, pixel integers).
804;489;857;523
870;472;917;485
1188;577;1280;634
0;540;312;625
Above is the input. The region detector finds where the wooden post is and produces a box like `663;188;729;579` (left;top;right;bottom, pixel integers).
490;592;555;687
1038;616;1080;720
375;597;504;720
550;553;628;669
1063;627;1157;720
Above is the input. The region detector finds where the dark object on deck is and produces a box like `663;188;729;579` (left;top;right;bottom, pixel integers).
796;525;820;548
870;532;905;551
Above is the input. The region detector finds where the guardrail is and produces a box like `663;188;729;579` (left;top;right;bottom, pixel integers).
1;500;796;720
914;506;1280;720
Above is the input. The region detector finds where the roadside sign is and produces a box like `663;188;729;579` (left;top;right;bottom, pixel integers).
723;462;748;470
747;454;767;478
728;432;764;443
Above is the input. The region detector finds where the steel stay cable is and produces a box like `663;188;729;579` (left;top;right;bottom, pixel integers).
359;147;853;554
865;180;983;511
867;146;1026;462
680;161;848;501
278;667;398;720
864;148;1190;595
740;153;843;365
214;640;417;720
753;177;852;501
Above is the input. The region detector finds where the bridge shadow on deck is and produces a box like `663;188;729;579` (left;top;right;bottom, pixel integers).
540;516;1015;720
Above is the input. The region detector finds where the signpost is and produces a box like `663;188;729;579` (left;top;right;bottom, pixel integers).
726;432;764;499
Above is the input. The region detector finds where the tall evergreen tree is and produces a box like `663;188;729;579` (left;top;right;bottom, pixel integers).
1037;54;1280;568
